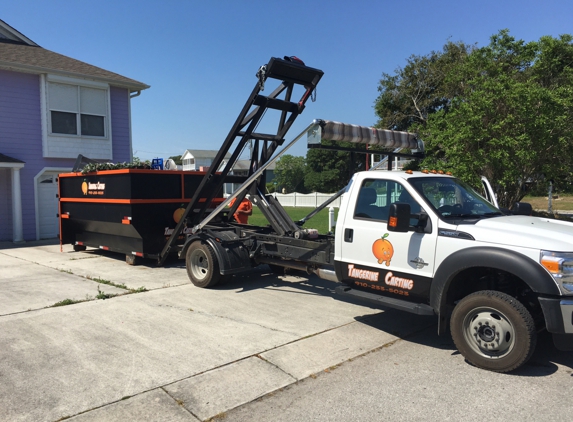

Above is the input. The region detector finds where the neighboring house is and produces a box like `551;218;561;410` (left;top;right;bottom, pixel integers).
223;159;276;196
179;149;276;196
0;20;149;242
181;149;231;171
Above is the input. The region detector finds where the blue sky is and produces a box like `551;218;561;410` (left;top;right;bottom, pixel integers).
3;0;573;160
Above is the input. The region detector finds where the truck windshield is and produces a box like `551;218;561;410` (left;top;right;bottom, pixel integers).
408;177;502;219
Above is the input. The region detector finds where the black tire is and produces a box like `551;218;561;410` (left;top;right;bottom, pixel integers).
73;244;86;252
450;290;537;373
185;241;221;288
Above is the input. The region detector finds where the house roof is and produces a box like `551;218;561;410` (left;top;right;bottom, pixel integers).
0;20;149;91
0;152;25;168
183;150;232;160
232;159;276;171
0;153;25;163
0;20;37;46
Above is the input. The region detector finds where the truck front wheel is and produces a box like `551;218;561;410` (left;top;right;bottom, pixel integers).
450;290;536;373
186;241;221;288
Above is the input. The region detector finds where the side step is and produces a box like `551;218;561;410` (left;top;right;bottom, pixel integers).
335;286;435;316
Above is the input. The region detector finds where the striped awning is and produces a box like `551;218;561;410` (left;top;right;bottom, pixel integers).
308;120;420;150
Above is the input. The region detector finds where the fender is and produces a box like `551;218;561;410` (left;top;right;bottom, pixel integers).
182;231;251;275
430;246;560;315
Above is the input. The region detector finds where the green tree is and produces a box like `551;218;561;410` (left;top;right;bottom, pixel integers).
421;31;573;207
305;141;368;192
168;155;183;165
274;155;307;193
374;40;473;131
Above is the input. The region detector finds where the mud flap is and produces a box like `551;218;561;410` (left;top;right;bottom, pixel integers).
553;333;573;351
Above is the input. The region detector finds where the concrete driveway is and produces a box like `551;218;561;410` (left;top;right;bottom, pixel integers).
0;240;435;421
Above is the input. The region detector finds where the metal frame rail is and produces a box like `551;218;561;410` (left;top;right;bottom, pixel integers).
158;57;324;265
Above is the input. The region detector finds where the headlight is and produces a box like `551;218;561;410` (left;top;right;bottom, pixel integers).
541;251;573;294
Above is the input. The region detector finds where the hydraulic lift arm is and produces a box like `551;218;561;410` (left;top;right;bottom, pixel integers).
158;57;324;265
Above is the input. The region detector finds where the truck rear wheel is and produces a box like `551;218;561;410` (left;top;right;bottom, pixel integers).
186;241;221;288
450;290;536;373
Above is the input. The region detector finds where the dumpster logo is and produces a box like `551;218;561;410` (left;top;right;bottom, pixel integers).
164;227;193;236
82;181;106;196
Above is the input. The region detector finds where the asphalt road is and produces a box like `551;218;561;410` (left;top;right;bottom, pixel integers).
224;326;573;422
1;240;571;421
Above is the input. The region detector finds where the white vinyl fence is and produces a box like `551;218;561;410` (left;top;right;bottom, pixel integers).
273;191;407;208
273;192;342;208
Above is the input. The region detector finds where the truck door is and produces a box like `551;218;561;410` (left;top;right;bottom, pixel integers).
338;178;437;301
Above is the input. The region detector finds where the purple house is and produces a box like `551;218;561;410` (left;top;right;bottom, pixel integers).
0;20;149;242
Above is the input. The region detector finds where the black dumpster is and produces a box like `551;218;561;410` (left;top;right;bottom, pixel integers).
58;169;224;263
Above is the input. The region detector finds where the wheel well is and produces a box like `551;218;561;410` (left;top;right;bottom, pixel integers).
180;237;198;259
444;267;544;328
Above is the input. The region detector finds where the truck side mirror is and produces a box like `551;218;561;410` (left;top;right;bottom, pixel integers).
511;202;533;216
387;203;410;232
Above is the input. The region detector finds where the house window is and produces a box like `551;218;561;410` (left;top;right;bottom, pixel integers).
183;158;195;170
51;111;77;134
81;114;105;136
48;82;108;138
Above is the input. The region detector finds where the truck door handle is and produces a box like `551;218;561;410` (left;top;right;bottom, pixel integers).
344;228;353;242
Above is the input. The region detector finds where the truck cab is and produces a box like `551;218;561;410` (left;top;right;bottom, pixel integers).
335;170;502;296
334;169;573;372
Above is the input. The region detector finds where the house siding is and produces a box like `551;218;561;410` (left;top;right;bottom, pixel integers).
0;168;11;240
110;86;131;162
0;74;137;242
0;70;44;241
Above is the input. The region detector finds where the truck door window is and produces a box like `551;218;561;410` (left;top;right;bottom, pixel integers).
354;179;421;222
355;186;385;220
409;177;501;218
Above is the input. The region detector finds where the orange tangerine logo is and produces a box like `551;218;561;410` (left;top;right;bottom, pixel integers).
372;233;394;266
173;205;185;223
81;179;88;195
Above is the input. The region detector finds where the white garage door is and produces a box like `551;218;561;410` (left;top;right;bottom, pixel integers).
37;173;59;239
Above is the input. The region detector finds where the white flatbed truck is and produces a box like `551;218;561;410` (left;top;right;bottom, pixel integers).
182;114;573;372
76;57;573;372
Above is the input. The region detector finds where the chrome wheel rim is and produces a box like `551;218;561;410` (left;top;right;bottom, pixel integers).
189;248;209;281
462;307;515;359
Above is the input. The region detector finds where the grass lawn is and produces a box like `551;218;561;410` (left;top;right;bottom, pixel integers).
244;196;572;234
524;195;573;211
248;206;338;234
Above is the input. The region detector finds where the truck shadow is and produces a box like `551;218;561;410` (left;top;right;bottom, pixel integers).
84;248;187;268
80;257;573;377
224;269;573;377
517;331;573;376
355;311;573;377
218;268;347;299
